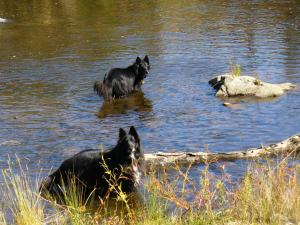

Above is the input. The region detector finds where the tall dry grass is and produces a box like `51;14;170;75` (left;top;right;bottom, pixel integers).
2;158;45;225
0;156;299;225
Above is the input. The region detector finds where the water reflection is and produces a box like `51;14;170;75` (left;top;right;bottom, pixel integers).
98;92;152;118
218;95;283;107
0;81;65;101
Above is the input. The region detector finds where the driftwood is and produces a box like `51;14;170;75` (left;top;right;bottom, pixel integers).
144;133;300;166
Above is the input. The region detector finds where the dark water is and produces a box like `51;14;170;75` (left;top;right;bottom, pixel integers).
0;0;300;186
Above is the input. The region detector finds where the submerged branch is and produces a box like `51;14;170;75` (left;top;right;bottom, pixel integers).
144;133;300;166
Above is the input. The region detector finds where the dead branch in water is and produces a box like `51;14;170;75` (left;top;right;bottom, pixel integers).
144;133;300;166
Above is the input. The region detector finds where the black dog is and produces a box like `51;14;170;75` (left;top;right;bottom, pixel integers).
94;56;150;100
39;126;143;202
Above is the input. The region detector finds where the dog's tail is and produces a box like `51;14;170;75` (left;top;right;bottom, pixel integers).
94;80;103;95
94;73;108;95
94;80;112;100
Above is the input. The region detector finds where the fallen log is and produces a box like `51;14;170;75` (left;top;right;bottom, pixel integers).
144;133;300;166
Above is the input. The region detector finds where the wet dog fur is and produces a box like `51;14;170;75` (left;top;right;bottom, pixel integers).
94;56;150;101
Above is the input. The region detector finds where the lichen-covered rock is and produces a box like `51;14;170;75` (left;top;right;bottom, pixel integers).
209;73;296;98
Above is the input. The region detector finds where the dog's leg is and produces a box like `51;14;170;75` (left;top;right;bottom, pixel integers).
104;87;113;101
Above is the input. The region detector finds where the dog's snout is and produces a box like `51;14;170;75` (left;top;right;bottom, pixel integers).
132;147;136;152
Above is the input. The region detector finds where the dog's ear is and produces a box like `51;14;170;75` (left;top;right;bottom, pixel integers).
119;128;127;141
129;126;140;143
136;56;142;64
144;55;149;64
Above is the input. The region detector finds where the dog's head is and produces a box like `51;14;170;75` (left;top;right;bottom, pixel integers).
135;55;150;79
117;126;142;163
116;126;143;183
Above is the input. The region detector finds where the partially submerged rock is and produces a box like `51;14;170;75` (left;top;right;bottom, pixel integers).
209;73;296;98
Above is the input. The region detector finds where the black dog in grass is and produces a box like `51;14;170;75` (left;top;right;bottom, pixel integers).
39;126;143;202
94;56;150;101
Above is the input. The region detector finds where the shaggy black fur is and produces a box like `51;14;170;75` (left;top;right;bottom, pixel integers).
94;56;150;100
39;126;143;202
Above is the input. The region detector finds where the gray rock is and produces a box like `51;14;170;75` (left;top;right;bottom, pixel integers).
209;73;296;98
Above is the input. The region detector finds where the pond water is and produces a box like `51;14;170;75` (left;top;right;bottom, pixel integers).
0;0;300;188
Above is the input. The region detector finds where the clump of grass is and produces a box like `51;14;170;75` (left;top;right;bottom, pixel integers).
53;176;94;225
2;157;45;225
138;188;171;225
230;63;242;77
231;161;300;224
143;162;234;224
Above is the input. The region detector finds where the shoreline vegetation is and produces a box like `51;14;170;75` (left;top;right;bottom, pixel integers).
0;152;299;224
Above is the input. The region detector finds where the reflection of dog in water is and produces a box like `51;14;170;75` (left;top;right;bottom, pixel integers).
98;92;152;118
39;126;143;203
94;56;150;101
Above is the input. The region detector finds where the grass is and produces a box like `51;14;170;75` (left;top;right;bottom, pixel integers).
2;157;45;225
229;63;264;86
230;63;242;77
0;156;299;225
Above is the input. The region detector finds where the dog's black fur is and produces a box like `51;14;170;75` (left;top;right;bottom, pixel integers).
94;56;150;100
39;126;143;202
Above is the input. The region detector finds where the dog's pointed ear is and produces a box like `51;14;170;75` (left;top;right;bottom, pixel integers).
136;56;142;64
119;128;127;141
144;55;149;64
129;126;140;143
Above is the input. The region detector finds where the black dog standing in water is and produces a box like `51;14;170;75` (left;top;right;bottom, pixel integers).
39;126;143;202
94;56;150;100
